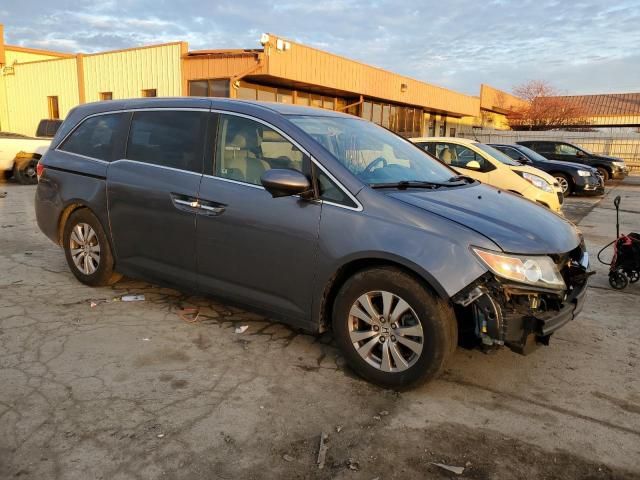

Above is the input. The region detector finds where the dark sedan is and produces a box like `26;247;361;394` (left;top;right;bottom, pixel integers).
490;143;604;196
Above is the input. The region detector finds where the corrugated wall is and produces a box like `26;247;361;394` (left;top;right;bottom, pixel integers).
82;43;184;102
4;57;79;136
182;53;263;95
4;48;69;65
264;35;479;117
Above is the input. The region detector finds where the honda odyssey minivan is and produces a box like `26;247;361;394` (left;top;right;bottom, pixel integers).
35;98;590;388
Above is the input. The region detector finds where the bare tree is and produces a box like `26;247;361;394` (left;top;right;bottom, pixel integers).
507;80;588;130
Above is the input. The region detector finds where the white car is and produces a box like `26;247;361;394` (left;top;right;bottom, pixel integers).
0;120;59;184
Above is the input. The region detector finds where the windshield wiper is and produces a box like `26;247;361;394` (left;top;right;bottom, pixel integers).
448;174;476;184
371;180;458;190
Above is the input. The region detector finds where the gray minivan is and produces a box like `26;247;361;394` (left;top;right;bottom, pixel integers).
35;98;591;388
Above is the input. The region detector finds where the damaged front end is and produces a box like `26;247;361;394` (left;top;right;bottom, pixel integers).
453;243;593;355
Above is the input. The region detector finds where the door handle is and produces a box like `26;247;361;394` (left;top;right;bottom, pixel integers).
199;204;225;214
173;198;200;208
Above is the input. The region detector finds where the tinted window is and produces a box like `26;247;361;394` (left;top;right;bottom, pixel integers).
36;119;62;138
535;142;554;153
316;168;356;207
60;113;128;161
216;114;307;185
126;111;207;173
494;146;521;160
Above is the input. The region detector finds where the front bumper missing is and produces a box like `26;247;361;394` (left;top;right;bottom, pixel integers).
453;249;591;355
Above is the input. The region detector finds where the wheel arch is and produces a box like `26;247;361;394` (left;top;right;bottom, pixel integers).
318;255;448;331
57;202;94;246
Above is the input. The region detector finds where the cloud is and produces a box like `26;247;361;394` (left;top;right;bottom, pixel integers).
1;0;639;95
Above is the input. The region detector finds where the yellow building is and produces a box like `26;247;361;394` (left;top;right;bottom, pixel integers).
0;24;514;137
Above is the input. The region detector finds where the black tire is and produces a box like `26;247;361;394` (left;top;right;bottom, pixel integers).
332;267;456;389
63;208;121;286
609;271;628;290
13;157;38;185
553;173;572;195
596;167;610;182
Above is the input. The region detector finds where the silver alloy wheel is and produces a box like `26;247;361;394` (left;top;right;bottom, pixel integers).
555;176;569;194
69;223;100;275
348;290;424;372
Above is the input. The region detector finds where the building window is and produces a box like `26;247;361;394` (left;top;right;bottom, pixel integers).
277;89;293;104
141;89;157;98
47;96;60;119
449;127;456;137
99;92;113;101
189;79;230;98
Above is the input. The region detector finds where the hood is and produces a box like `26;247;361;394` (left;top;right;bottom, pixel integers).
541;159;597;172
387;184;580;255
591;154;624;163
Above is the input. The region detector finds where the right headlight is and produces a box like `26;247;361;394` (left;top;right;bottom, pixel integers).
518;171;554;193
577;170;591;177
472;248;566;290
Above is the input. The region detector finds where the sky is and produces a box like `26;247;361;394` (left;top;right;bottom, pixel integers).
1;0;639;96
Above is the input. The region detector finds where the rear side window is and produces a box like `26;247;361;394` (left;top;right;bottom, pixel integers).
59;113;128;161
126;111;207;173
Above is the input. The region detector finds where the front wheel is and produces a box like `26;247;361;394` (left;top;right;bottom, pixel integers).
596;167;610;182
63;209;122;286
554;174;571;195
332;267;457;388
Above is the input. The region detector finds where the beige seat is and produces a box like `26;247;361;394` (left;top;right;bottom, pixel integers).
223;131;270;184
438;146;454;164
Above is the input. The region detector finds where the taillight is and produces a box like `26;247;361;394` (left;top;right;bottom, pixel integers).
36;162;45;181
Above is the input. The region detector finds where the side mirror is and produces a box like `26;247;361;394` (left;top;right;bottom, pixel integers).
518;156;530;163
576;150;585;157
465;160;481;170
261;169;313;198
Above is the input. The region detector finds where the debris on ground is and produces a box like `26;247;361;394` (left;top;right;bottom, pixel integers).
177;307;201;323
335;425;343;433
156;433;165;439
235;325;249;334
142;338;151;342
282;454;294;462
0;191;6;198
373;415;381;421
347;458;359;471
431;462;465;475
317;432;329;469
379;410;389;416
121;294;145;302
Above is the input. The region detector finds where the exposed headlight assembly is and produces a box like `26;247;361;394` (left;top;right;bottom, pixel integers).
518;171;554;193
577;170;591;177
472;248;566;290
612;161;626;168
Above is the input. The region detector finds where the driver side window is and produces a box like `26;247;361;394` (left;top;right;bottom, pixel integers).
436;143;488;171
215;114;307;186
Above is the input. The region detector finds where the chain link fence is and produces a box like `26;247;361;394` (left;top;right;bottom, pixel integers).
457;128;640;173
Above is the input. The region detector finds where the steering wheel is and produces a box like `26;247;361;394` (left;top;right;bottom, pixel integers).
363;156;388;175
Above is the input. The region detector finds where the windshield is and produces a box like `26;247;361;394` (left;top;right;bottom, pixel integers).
516;145;550;162
475;143;521;166
289;115;457;185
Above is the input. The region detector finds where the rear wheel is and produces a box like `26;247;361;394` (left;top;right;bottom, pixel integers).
13;157;38;185
553;173;571;195
63;209;121;286
332;267;456;388
596;167;610;182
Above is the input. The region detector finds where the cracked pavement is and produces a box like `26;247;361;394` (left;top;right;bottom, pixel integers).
1;180;639;479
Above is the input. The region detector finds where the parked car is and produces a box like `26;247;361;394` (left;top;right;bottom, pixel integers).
412;137;564;213
35;98;590;388
516;140;629;181
0;119;61;184
490;143;604;196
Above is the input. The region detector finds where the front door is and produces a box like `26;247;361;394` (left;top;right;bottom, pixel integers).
107;109;209;288
435;142;493;184
195;113;322;323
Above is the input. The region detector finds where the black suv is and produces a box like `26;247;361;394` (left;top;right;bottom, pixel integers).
516;141;628;182
490;143;604;196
